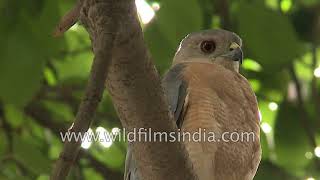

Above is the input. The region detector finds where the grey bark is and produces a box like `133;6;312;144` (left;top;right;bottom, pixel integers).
50;0;197;179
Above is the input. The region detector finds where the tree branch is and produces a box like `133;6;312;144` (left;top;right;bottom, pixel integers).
50;0;196;179
50;1;118;179
82;0;196;179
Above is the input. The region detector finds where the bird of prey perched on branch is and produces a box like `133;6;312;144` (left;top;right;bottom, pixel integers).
125;29;261;180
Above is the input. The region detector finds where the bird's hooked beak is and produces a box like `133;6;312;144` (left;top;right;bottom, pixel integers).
219;42;243;64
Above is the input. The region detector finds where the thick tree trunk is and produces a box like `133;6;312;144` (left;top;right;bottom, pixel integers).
51;0;196;179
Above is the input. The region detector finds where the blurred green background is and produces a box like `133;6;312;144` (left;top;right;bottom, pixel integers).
1;0;320;179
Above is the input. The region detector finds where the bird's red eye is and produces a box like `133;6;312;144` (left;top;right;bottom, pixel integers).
200;40;216;53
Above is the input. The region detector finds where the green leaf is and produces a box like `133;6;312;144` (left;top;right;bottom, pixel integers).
64;25;91;52
37;175;49;180
4;104;24;128
260;131;270;160
294;51;313;82
248;79;261;92
98;92;118;121
280;0;293;13
256;71;289;101
235;2;303;70
2;162;32;180
258;100;278;126
273;101;311;176
243;58;262;72
53;52;93;82
0;26;45;106
255;160;299;180
264;0;279;10
27;116;48;141
0;0;65;106
0;131;8;158
84;168;104;180
13;135;51;175
44;67;57;86
48;136;63;159
298;0;320;7
144;23;174;73
144;0;202;73
42;100;75;122
90;144;125;170
29;0;66;56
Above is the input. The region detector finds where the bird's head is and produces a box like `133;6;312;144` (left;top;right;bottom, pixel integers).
173;29;243;72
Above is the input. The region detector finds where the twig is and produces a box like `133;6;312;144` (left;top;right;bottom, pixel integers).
288;65;317;148
198;0;213;29
53;0;83;37
213;0;232;30
50;1;119;179
288;64;320;169
310;44;320;130
0;103;13;153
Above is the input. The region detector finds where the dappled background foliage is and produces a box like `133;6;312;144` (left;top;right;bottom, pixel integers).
1;0;320;179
